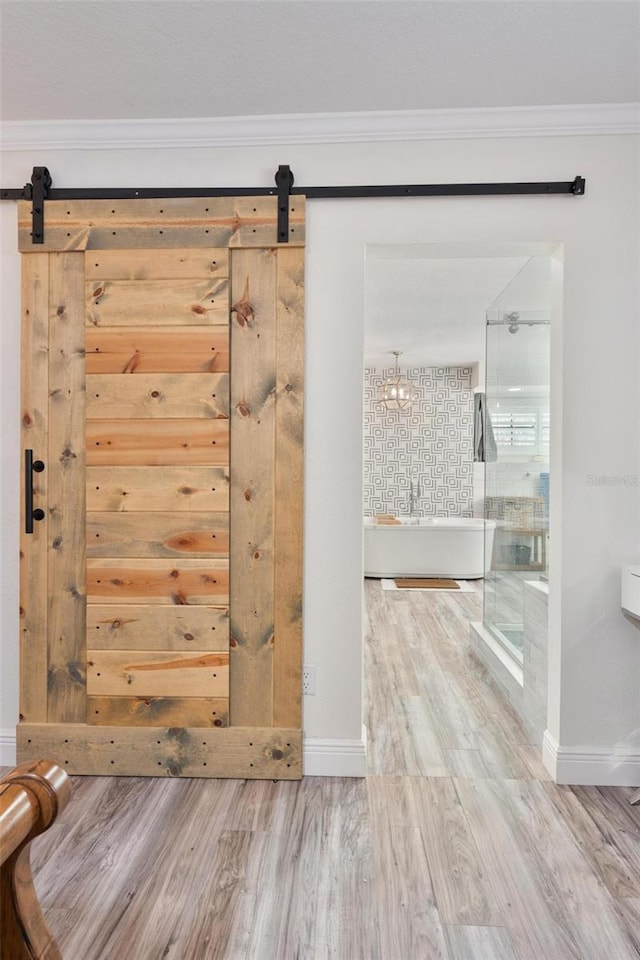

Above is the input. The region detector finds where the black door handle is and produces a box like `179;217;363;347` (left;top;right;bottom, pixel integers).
25;449;45;534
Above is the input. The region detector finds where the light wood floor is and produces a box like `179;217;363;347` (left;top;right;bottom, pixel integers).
26;579;640;959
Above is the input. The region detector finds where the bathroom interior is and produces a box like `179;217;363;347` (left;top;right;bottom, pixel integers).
363;242;558;747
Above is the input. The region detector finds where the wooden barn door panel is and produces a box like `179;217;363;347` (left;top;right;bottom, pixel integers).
17;197;304;779
47;252;86;725
19;254;50;725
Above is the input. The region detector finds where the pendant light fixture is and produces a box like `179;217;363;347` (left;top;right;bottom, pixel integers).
380;350;415;411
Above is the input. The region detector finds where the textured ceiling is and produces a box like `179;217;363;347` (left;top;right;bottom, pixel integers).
1;1;639;122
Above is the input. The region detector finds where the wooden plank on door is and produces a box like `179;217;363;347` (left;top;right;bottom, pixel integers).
86;650;229;698
18;198;305;253
19;254;50;724
85;327;229;374
273;247;305;727
86;466;229;512
229;248;277;727
86;373;229;419
17;723;302;779
86;419;229;466
87;605;229;650
86;559;229;604
86;696;229;727
86;512;229;558
86;278;229;327
85;248;229;281
47;252;87;723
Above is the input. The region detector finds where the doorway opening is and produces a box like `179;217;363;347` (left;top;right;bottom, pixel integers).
362;241;561;772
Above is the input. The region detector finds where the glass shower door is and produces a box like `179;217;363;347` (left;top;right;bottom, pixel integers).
483;260;551;661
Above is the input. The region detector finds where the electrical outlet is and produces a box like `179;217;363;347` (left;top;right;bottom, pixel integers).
302;665;316;695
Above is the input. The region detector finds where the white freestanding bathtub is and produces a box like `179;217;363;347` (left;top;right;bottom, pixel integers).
364;517;495;579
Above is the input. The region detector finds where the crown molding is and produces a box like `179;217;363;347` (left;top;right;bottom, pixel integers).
1;103;638;152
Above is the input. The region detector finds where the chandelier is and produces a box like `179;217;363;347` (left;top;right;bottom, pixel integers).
380;351;415;411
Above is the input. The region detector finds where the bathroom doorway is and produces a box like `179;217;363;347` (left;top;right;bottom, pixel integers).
362;241;560;768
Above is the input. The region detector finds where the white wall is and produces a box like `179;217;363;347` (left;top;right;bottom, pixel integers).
1;126;639;782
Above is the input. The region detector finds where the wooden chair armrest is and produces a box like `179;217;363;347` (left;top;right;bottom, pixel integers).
1;759;71;960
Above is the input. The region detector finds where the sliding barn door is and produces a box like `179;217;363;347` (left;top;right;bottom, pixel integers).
17;197;304;779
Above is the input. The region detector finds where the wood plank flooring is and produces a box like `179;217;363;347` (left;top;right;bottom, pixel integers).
25;578;639;959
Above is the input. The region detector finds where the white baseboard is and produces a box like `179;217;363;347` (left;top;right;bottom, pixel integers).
0;729;17;767
2;727;367;777
303;727;367;777
543;730;640;787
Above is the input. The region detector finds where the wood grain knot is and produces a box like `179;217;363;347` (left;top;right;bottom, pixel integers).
67;662;84;684
166;728;189;744
232;305;254;328
123;352;141;373
231;277;254;328
236;401;250;418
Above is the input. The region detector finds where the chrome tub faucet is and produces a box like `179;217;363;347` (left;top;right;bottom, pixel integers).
409;478;422;521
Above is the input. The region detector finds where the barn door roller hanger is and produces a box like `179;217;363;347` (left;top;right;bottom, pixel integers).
1;165;586;245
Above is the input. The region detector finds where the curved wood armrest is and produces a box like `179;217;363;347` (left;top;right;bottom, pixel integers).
1;759;72;960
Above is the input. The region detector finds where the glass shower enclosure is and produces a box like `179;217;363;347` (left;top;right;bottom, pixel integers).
483;259;551;661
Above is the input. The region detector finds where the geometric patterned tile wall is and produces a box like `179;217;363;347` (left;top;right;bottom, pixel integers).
364;366;474;518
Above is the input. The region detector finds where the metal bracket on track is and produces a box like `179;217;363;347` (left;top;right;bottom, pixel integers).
30;167;52;244
275;164;294;243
